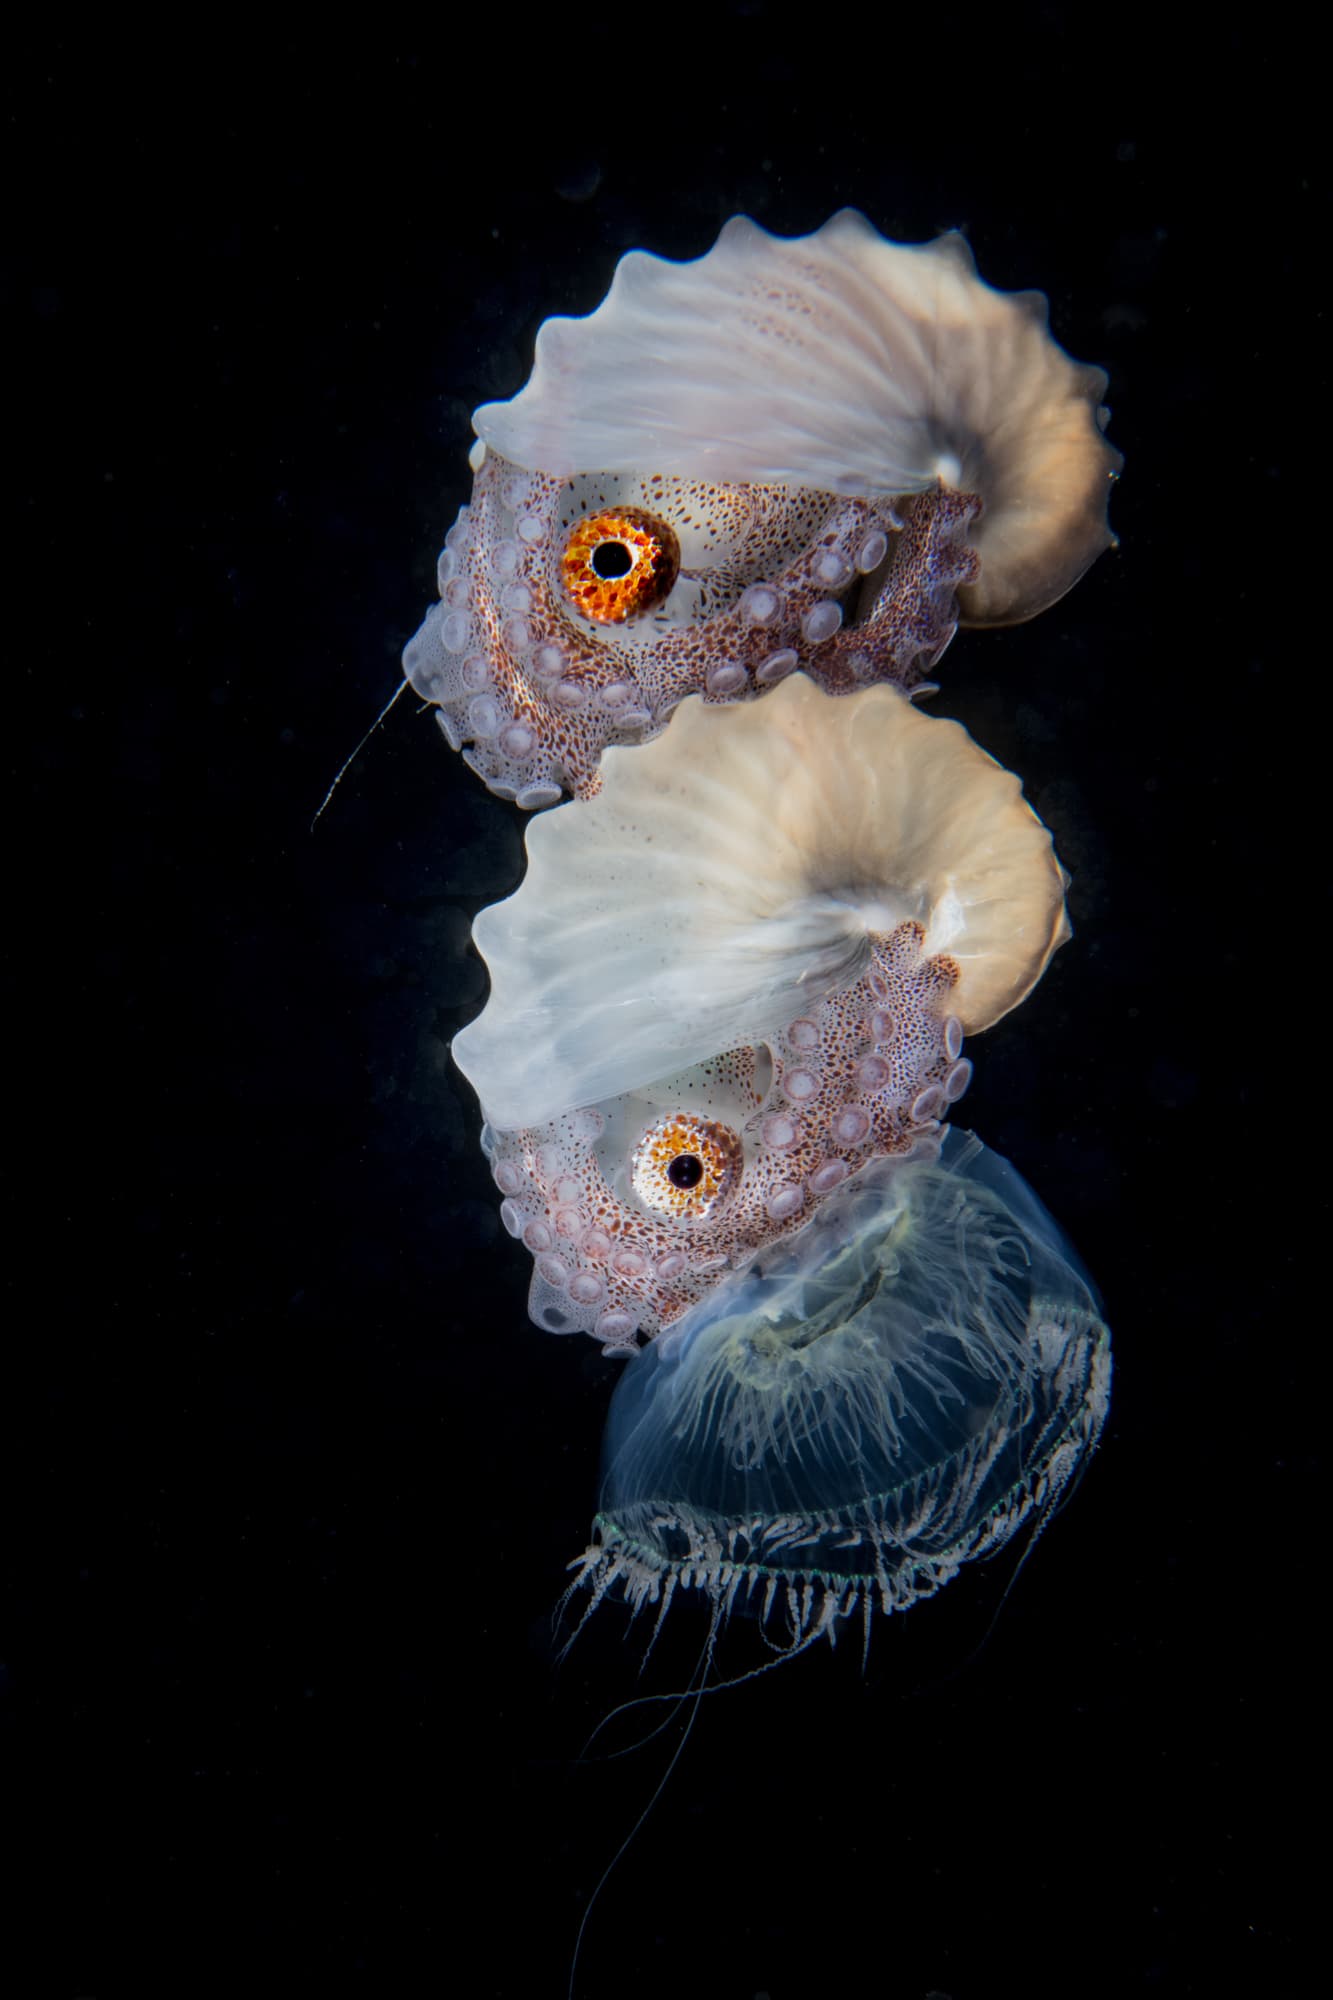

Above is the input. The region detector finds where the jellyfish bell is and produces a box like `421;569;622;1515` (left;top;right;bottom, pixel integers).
455;674;1071;1347
567;1132;1111;1654
403;208;1120;804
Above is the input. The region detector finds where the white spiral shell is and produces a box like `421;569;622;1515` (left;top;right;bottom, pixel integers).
452;674;1069;1132
474;208;1120;628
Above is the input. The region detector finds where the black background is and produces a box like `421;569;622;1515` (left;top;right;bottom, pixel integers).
7;17;1314;1998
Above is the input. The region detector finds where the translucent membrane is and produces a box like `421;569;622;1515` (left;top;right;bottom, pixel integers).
572;1132;1110;1643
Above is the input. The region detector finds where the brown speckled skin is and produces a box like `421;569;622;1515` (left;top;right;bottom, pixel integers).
403;453;981;805
484;920;974;1349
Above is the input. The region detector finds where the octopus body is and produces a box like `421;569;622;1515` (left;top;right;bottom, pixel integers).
482;921;971;1350
404;453;980;804
404;210;1118;807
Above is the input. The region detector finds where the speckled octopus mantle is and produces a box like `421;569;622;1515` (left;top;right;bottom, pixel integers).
405;451;980;805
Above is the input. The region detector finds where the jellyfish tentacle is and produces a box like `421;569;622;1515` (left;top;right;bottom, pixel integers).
565;1136;1111;1649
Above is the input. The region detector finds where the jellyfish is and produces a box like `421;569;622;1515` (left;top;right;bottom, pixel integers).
452;673;1070;1349
566;1130;1111;1650
403;208;1119;805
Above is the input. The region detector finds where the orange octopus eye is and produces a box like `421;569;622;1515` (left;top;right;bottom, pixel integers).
630;1112;742;1221
560;507;680;624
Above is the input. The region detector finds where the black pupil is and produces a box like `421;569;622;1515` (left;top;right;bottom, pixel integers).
591;540;634;580
667;1153;704;1190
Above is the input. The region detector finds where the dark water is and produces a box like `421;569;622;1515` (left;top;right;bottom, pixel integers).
9;20;1311;1997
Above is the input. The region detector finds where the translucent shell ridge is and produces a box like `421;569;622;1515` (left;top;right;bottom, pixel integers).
474;207;1120;628
452;674;1069;1136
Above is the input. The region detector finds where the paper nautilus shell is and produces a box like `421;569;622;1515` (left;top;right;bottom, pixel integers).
453;674;1069;1350
403;208;1119;806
